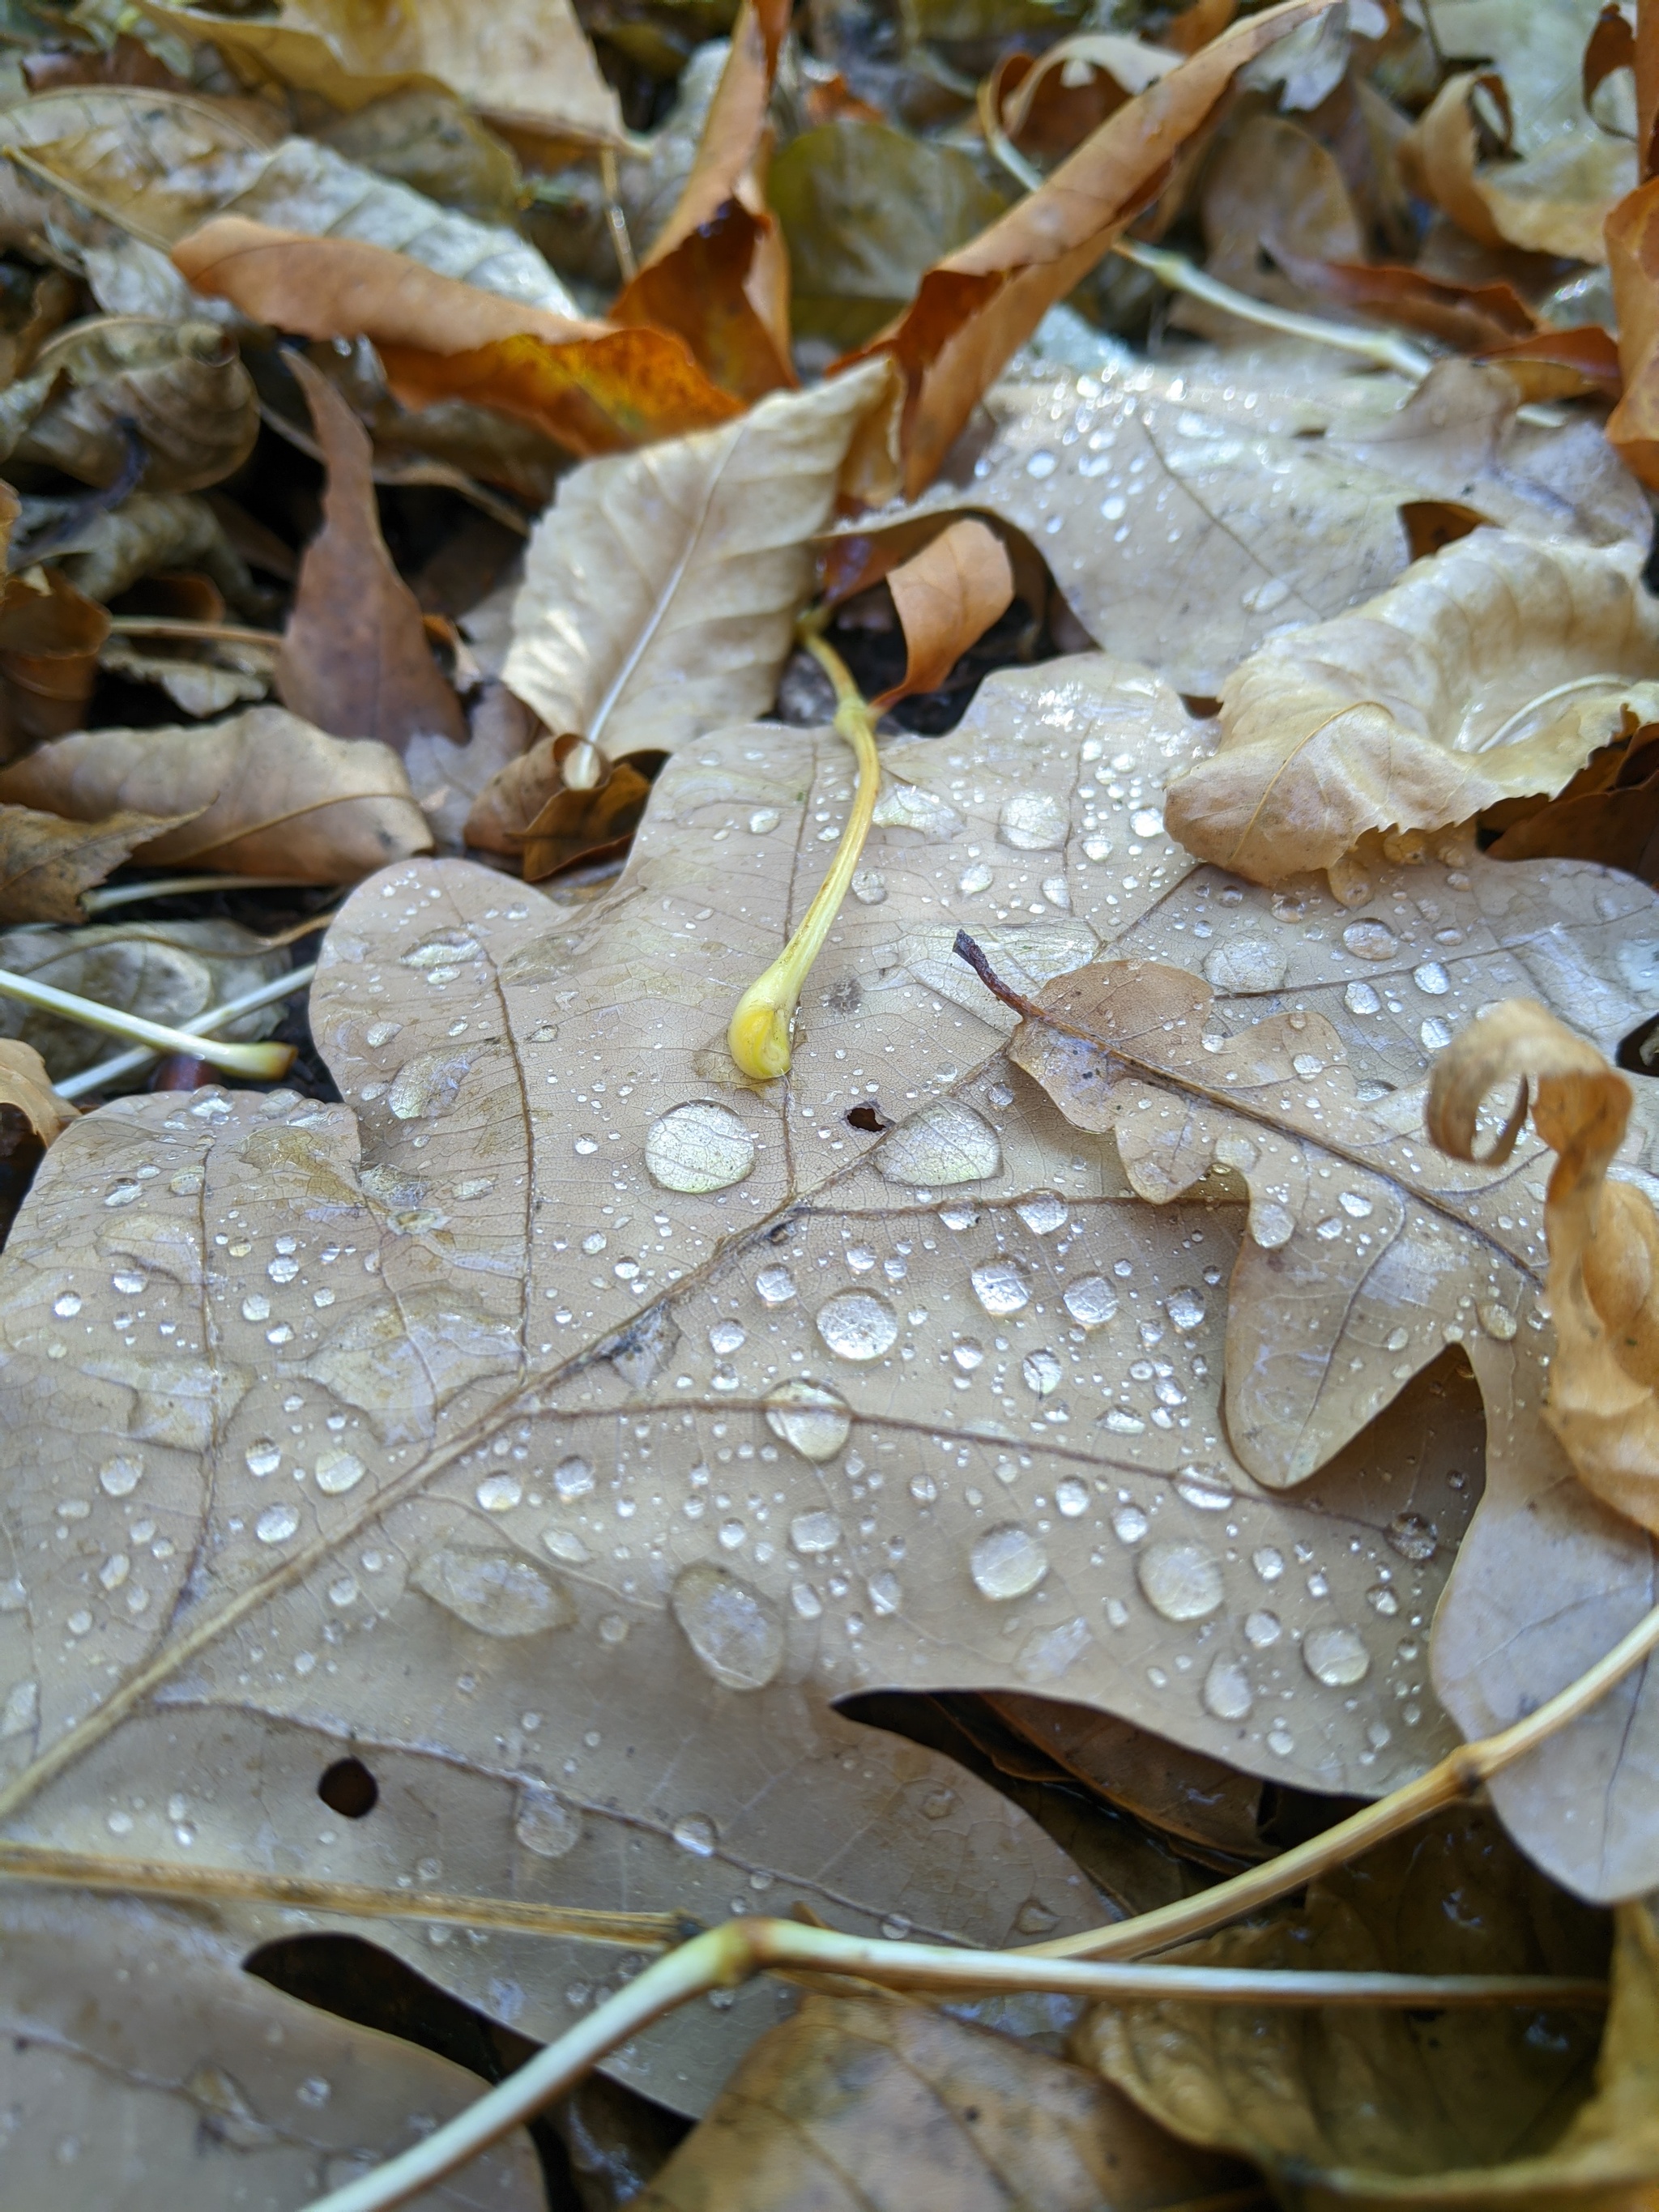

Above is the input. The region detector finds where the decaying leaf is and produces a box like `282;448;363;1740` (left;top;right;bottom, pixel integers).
637;1985;1253;2211
275;352;467;753
1162;531;1659;889
37;489;256;608
0;566;109;755
501;360;893;755
874;515;1016;708
1428;1000;1659;1541
132;0;625;145
0;1037;74;1147
1077;1806;1623;2206
0;799;198;923
0;705;434;882
13;313;258;493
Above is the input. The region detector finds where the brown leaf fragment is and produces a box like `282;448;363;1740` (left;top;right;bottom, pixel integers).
0;567;109;756
1585;2;1636;113
1606;176;1659;488
518;753;663;882
873;516;1016;709
1429;999;1659;1540
275;352;467;753
0;1036;73;1148
1271;251;1540;353
1484;720;1659;876
0;799;198;923
15;314;258;494
838;0;1339;497
637;1986;1256;2212
462;729;577;854
0;705;433;882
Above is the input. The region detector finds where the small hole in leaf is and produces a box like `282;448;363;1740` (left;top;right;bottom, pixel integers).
1616;1012;1659;1075
318;1756;378;1818
846;1102;891;1132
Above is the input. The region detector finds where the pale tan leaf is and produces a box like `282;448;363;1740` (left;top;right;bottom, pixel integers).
0;1038;74;1147
638;1986;1253;2211
1162;531;1659;887
131;0;625;145
0;705;434;884
15;313;258;493
0;799;197;923
876;517;1016;709
501;361;894;754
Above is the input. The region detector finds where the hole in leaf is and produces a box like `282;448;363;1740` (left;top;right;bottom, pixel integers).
845;1102;892;1132
1615;1011;1659;1074
317;1754;378;1819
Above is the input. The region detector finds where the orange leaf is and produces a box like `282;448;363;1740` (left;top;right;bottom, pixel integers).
874;518;1015;709
1270;251;1537;352
611;200;794;403
1606;175;1659;485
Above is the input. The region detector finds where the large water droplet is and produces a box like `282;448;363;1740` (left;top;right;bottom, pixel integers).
998;792;1068;851
790;1510;842;1554
1203;939;1286;994
1022;1348;1063;1396
1017;1192;1068;1235
1055;1477;1089;1517
645;1102;756;1193
970;1259;1030;1315
1413;961;1450;996
515;1786;582;1860
255;1504;299;1545
1165;1287;1205;1332
876;1099;1000;1187
476;1473;522;1512
1137;1541;1223;1622
764;1380;851;1461
1244;1609;1281;1647
554;1455;595;1501
388;1046;480;1120
1063;1276;1118;1328
1303;1623;1371;1686
816;1290;898;1362
970;1524;1048;1600
412;1547;574;1637
1385;1511;1437;1562
1202;1656;1253;1720
756;1264;796;1306
99;1454;143;1496
53;1292;81;1318
1016;1616;1092;1684
1112;1502;1147;1544
1342;919;1397;961
315;1448;365;1496
670;1562;783;1690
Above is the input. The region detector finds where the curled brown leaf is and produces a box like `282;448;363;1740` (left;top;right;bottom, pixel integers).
873;516;1016;709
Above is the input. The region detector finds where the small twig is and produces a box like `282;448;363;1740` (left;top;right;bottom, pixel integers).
82;873;315;913
953;929;1045;1019
0;963;295;1081
104;616;282;651
293;1916;1605;2212
727;617;881;1079
599;143;638;284
53;962;314;1099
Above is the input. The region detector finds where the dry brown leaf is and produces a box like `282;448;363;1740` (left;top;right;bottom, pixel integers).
1077;1805;1623;2206
275;352;467;754
1484;722;1659;876
0;705;434;883
1162;530;1659;889
1606;176;1659;488
1197;113;1363;312
874;515;1016;709
501;361;893;757
0;567;110;757
42;491;255;610
461;729;572;855
1399;68;1636;264
173;219;746;456
0;799;198;923
1428;1000;1659;1540
519;753;664;882
838;0;1337;498
637;1986;1255;2211
0;1038;74;1148
984;36;1180;168
1269;252;1540;353
131;0;625;144
14;313;257;493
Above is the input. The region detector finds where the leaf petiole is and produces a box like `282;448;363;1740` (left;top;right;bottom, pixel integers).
727;620;881;1079
0;963;297;1084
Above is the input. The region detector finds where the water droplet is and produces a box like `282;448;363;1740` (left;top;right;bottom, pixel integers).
598;1613;629;1644
851;867;887;904
709;1319;746;1355
1016;1192;1068;1235
544;1529;591;1565
1386;1511;1438;1562
1480;1302;1517;1340
1386;1327;1410;1353
645;1102;756;1193
1056;1477;1089;1517
315;1448;365;1496
1064;1276;1118;1328
1026;447;1057;479
970;1259;1030;1315
791;1581;822;1618
790;1511;841;1554
1112;1502;1148;1544
748;808;779;834
868;1571;902;1615
53;1293;81;1319
1175;1466;1233;1511
1130;808;1164;839
515;1786;582;1859
1202;1656;1252;1720
1203;939;1286;994
1420;1016;1452;1051
476;1473;522;1512
998;792;1069;851
403;931;479;970
98;1455;143;1497
98;1553;129;1591
554;1456;595;1501
1368;1583;1400;1616
1345;980;1380;1015
1343;919;1398;961
970;1524;1048;1600
1165;1287;1205;1332
1303;1623;1371;1686
267;1255;299;1285
816;1290;898;1362
876;1099;1000;1187
958;863;993;895
953;1339;985;1371
256;1504;299;1545
670;1562;783;1690
241;1294;271;1323
672;1813;718;1856
1022;1348;1063;1396
1267;1722;1294;1757
756;1265;796;1306
1244;1609;1281;1647
763;1383;851;1468
1252;1545;1285;1582
413;1547;574;1636
1414;961;1450;996
3;1679;39;1737
1137;1541;1223;1622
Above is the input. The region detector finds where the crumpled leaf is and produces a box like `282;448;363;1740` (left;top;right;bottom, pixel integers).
1162;530;1659;888
874;515;1015;710
637;1985;1253;2211
11;313;258;493
0;565;109;756
0;1888;544;2211
501;360;893;755
518;752;665;881
1483;718;1659;878
0;1036;73;1146
0;916;289;1079
173;219;746;456
0;705;434;883
0;798;197;922
275;352;467;753
839;0;1337;498
39;488;256;608
131;0;625;145
463;729;606;853
1428;1000;1659;1540
1076;1805;1620;2207
984;35;1179;168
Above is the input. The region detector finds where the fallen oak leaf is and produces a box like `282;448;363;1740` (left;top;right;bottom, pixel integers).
275;352;467;754
1162;529;1659;891
873;514;1016;710
0;704;434;883
0;799;201;923
838;0;1341;498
